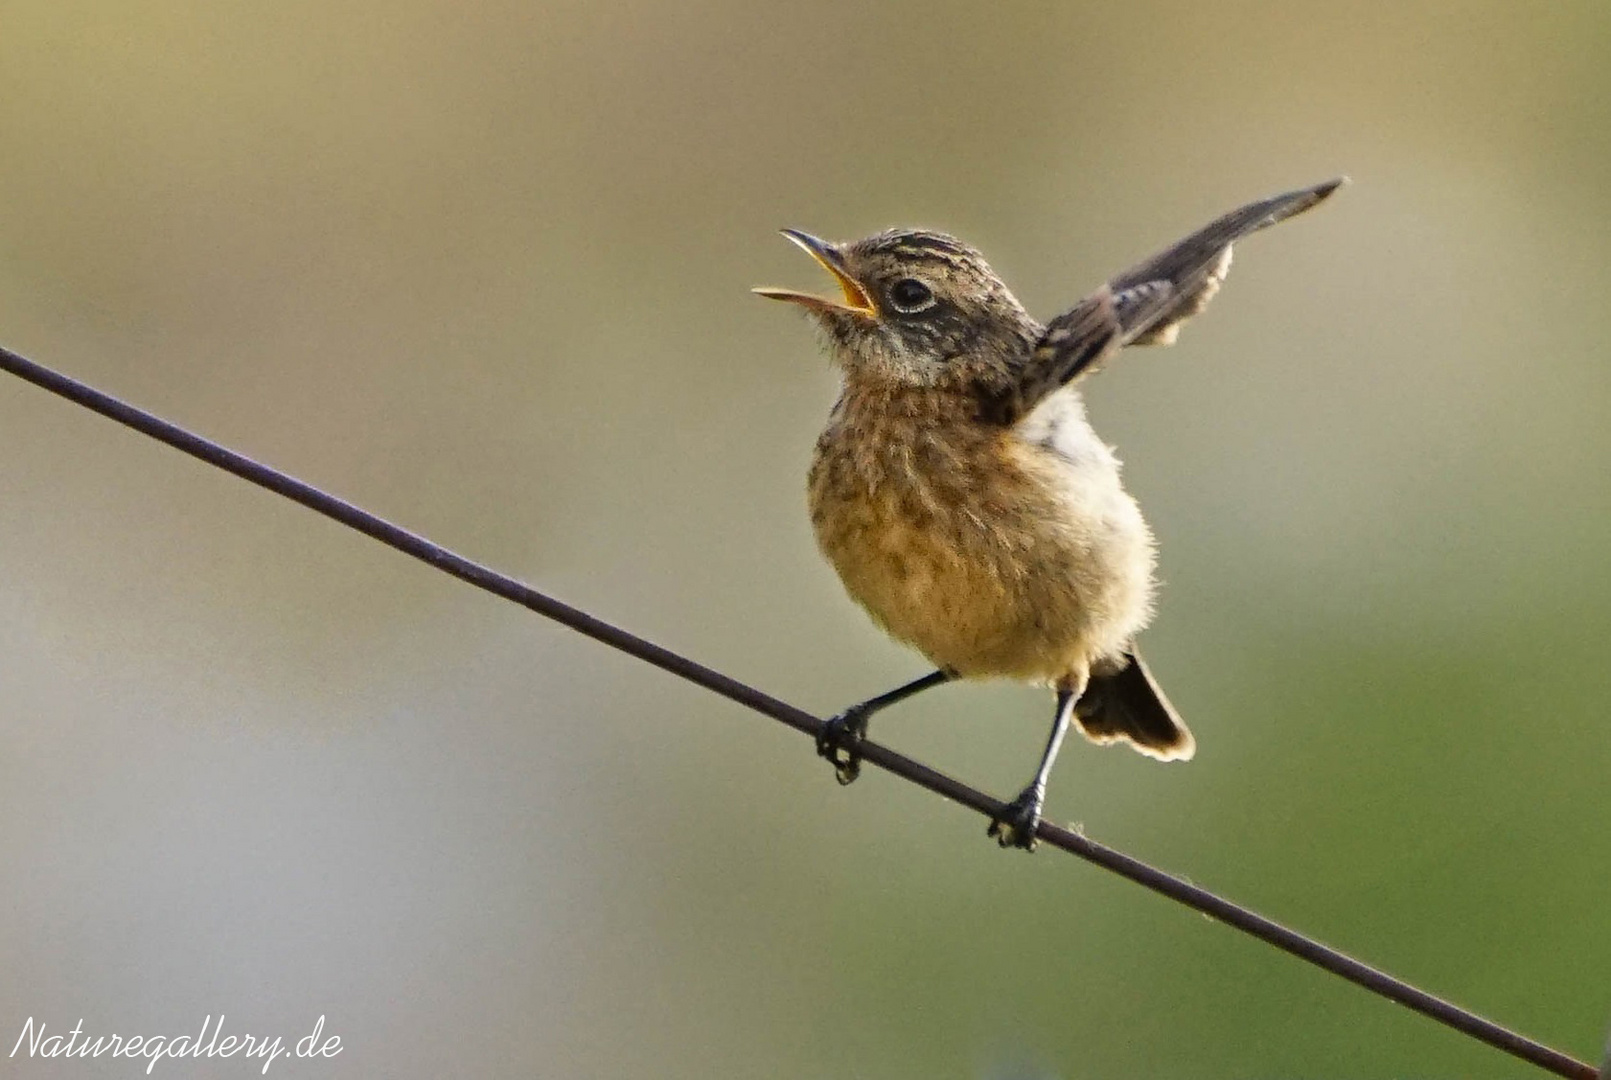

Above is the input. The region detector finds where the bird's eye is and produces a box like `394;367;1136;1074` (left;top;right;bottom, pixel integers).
887;278;935;313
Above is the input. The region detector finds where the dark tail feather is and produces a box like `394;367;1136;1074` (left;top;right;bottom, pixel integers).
1073;651;1196;762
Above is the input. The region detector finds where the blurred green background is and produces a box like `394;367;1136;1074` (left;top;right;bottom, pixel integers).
2;2;1608;1077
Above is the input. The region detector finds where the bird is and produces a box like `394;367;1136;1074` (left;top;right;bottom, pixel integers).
754;178;1344;849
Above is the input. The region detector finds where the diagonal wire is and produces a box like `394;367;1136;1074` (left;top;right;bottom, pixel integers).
0;341;1597;1080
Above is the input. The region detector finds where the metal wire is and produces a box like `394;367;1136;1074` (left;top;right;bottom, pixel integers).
0;342;1596;1080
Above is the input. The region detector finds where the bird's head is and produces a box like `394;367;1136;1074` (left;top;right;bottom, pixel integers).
755;228;1038;387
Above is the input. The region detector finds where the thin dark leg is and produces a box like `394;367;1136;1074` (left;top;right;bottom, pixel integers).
988;685;1078;850
819;669;951;785
1029;689;1075;792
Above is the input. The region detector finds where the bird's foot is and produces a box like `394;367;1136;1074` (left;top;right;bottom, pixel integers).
987;783;1046;851
816;705;872;785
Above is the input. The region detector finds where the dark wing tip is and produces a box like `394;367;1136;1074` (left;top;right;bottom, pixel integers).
1315;174;1351;197
1108;176;1347;297
1276;174;1350;218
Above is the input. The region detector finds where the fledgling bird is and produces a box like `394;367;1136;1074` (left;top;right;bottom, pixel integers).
755;179;1344;849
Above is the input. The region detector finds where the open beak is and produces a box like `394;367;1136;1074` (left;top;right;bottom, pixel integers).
752;229;877;317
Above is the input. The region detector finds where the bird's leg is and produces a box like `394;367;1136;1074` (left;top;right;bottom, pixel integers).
989;680;1081;850
819;669;952;784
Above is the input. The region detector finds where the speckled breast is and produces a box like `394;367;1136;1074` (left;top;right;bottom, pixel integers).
807;391;1156;683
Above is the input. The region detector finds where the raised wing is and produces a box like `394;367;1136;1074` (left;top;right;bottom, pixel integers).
975;289;1122;425
989;178;1345;422
1107;177;1345;347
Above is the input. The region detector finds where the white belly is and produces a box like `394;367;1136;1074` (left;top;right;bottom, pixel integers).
1009;391;1157;662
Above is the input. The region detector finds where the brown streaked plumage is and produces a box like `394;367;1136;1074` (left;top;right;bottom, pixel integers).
756;178;1344;848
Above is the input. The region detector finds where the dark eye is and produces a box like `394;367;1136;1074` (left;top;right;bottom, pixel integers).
887;278;935;313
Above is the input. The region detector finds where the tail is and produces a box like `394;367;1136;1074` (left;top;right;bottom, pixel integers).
1073;651;1196;762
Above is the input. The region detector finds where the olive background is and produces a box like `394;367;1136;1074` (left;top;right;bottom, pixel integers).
2;3;1608;1077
